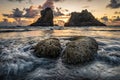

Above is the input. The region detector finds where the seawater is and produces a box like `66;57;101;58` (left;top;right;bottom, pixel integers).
0;26;120;80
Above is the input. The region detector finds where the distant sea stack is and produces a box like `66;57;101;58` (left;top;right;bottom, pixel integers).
65;9;106;26
30;7;54;26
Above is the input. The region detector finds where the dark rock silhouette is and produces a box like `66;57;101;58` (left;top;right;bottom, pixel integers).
62;36;98;64
34;38;62;58
0;47;2;53
65;9;106;26
30;7;54;26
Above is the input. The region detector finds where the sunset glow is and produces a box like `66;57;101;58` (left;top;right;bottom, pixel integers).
0;0;120;26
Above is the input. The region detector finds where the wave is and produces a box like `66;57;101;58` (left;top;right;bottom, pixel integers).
0;37;120;80
0;26;120;80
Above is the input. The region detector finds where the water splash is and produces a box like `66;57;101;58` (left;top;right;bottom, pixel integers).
0;27;120;80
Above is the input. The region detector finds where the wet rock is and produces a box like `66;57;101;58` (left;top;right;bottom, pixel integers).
65;9;106;26
62;36;98;64
30;7;54;26
34;38;62;58
0;46;2;54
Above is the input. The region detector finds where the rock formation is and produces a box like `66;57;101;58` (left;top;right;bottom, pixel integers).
30;7;54;26
62;36;98;64
34;38;62;58
33;36;98;64
65;9;106;26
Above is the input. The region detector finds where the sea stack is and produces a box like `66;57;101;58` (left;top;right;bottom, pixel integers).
30;7;54;26
65;9;106;26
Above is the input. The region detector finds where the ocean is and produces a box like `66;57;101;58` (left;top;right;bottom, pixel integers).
0;26;120;80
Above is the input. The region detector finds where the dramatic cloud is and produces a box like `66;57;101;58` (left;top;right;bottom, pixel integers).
107;0;120;8
2;0;66;26
24;6;39;18
7;0;66;17
3;6;40;19
12;8;23;17
42;0;64;9
42;0;54;9
3;8;23;18
2;7;39;25
42;0;66;16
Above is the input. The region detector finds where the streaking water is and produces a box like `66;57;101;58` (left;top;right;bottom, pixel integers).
0;26;120;80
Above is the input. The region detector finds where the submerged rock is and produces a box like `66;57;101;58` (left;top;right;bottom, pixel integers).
65;9;106;26
62;36;98;64
30;7;54;26
34;38;61;58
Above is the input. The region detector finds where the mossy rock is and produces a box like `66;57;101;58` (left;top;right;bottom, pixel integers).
34;38;62;58
62;36;98;64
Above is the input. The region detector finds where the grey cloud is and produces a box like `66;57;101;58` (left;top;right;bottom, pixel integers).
12;8;23;17
0;18;32;26
42;0;64;10
0;18;17;26
4;0;66;19
113;16;120;21
107;0;120;8
42;0;54;10
3;8;23;18
8;0;32;3
87;0;93;2
42;0;66;16
3;6;39;19
24;6;39;18
54;7;64;16
53;0;64;2
101;16;109;22
8;0;63;3
8;0;24;2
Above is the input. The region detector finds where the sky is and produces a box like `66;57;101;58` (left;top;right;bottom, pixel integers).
0;0;120;26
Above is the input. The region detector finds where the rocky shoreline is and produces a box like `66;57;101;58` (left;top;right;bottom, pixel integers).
0;36;120;80
33;36;98;65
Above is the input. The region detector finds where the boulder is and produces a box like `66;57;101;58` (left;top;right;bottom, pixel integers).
62;36;98;64
34;38;61;58
65;9;106;26
30;7;54;26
